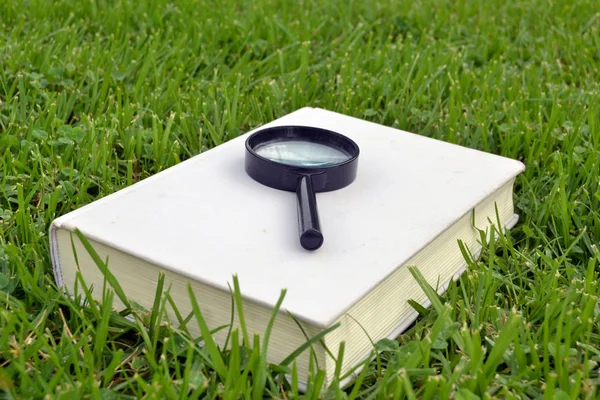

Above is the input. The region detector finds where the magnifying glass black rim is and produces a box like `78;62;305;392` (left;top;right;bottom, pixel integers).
245;125;360;172
245;125;360;194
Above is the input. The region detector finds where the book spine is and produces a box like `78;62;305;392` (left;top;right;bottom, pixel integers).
49;222;64;288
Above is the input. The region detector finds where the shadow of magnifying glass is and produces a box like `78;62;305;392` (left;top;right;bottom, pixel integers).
245;126;360;251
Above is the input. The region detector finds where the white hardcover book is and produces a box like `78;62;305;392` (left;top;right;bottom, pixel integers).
50;107;525;387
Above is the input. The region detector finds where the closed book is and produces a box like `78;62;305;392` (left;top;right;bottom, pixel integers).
50;107;525;387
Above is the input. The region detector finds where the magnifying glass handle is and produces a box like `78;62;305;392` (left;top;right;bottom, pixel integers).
296;175;324;251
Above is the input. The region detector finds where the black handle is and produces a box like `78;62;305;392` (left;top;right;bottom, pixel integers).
296;175;324;250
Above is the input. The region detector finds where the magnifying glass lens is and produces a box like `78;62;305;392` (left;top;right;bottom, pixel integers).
254;140;352;167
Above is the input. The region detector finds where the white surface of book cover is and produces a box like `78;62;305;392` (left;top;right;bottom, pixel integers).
51;107;524;327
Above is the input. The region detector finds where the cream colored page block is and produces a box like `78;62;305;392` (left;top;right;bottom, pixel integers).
56;229;325;379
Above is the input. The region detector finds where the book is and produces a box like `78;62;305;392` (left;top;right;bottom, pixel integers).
50;107;525;388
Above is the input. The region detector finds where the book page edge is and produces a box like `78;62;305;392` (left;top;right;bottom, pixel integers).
336;213;520;389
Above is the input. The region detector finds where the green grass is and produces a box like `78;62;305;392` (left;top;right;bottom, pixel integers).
1;0;599;397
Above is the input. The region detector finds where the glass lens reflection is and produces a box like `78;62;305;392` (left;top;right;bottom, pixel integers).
255;140;351;167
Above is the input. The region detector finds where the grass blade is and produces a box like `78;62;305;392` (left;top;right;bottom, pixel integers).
187;283;227;379
74;229;131;310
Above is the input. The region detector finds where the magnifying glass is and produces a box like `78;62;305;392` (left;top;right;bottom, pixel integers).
245;125;360;251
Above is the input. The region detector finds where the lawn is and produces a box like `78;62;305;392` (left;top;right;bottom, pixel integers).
1;0;599;398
